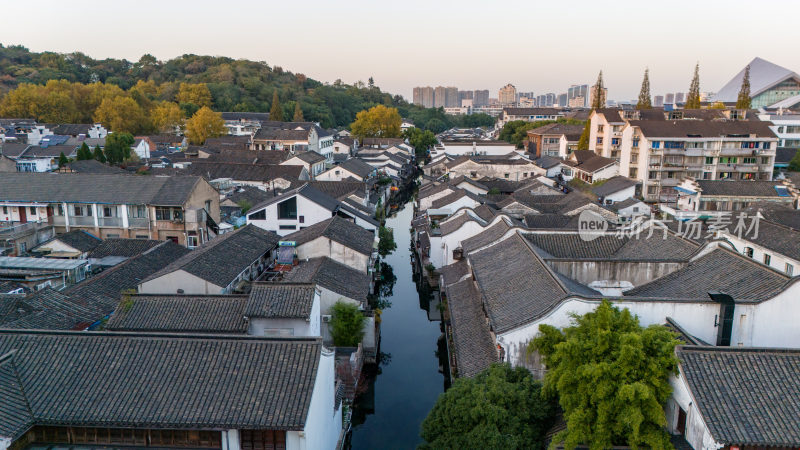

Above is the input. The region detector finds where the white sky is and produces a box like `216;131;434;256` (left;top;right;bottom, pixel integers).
2;0;799;101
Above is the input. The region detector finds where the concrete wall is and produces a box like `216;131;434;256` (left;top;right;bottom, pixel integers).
138;269;225;295
547;260;686;289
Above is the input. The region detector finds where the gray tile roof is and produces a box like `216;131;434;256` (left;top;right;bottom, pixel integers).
143;225;279;289
185;161;304;183
523;214;581;230
439;259;470;287
0;353;33;441
338;158;375;179
677;346;800;446
625;247;791;301
106;295;249;333
438;213;477;236
246;283;316;318
283;216;374;256
225;186;273;207
462;219;512;254
732;219;800;261
88;238;164;259
468;233;570;333
0;330;321;432
695;180;791;197
445;278;498;377
0;173;202;206
62;159;128;174
629;118;776;138
281;257;369;304
37;230;101;253
591;176;639;197
291;151;326;164
523;231;698;261
744;202;800;231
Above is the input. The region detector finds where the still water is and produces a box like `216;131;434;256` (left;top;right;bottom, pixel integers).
347;200;449;449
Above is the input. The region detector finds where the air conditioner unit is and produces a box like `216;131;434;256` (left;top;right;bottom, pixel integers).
322;315;332;323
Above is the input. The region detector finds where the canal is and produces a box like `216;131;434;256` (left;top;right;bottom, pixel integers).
347;199;449;449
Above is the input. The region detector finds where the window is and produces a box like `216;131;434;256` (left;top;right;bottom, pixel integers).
651;141;661;149
744;247;754;258
205;200;211;212
2;206;6;214
155;207;171;220
648;171;658;179
705;156;714;164
764;254;771;265
279;224;297;230
596;137;603;145
703;172;712;180
264;328;294;337
29;206;36;216
57;204;63;215
611;138;620;146
103;206;114;217
632;138;640;148
248;209;266;221
172;208;183;221
742;157;757;164
135;235;149;239
73;205;84;216
167;236;178;243
129;205;146;218
187;235;199;248
299;215;305;223
106;233;120;238
719;157;738;164
277;197;297;220
786;263;794;276
504;173;509;178
761;157;771;165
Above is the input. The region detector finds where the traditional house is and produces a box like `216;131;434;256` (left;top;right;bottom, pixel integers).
282;216;376;273
316;158;375;182
30;230;102;259
563;150;619;183
281;151;327;178
671;178;798;219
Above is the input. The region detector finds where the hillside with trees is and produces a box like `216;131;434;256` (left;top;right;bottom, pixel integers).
0;44;495;133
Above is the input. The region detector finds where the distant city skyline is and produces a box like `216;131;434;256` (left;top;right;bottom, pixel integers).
1;0;798;102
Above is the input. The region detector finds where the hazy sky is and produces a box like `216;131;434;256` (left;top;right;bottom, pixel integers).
3;0;799;101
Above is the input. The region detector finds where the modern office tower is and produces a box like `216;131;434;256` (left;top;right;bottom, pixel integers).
558;93;568;107
445;86;459;107
665;93;675;104
499;84;517;106
675;92;686;104
473;90;490;107
654;95;664;107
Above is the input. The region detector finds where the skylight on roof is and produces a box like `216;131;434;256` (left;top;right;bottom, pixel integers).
775;186;790;197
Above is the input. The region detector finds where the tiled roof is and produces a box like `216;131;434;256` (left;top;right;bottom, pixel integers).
306;181;365;201
22;144;76;158
462;219;512;254
526;123;584;140
281;257;369;304
0;353;33;441
629;119;776;138
224;186;272;207
570;150;617;173
254;128;310;141
51;124;93;136
0;173;202;206
695;180;789;197
468;233;570;333
290;151;326;164
246;283;316;318
62;160;128;174
185;161;304;183
430;190;477;210
523;231;698;261
503;107;563;116
337;158;375;178
283;216;374;256
88;238;163;259
625;247;791;301
106;295;249;333
438;213;477;236
41;230;101;253
439;259;470;287
591;176;638;197
0;330;321;432
206;148;287;164
471;204;497;222
445;278;498;377
142;225;279;289
744;202;800;231
523;214;581;230
220;112;271;121
533;155;564;169
678;346;800;446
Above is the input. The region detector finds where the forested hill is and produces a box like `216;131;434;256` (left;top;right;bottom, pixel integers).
0;44;495;132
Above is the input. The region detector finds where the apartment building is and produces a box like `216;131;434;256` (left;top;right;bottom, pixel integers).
499;84;517;106
498;108;565;127
0;173;220;247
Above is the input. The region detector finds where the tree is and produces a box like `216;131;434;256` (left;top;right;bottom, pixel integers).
378;226;396;257
93;96;149;134
404;127;437;160
76;142;92;160
636;69;652;109
176;82;212;107
591;71;606;109
152;101;184;132
293;101;304;121
269;91;284;122
788;150;800;171
185;106;226;145
530;300;680;449
58;152;69;168
93;145;106;163
685;63;702;109
104;132;134;165
350;104;402;138
420;364;554;450
329;301;366;347
737;64;752;109
577;120;591;151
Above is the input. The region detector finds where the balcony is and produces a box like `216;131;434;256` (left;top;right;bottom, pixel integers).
68;216;95;227
98;217;123;227
128;217;150;229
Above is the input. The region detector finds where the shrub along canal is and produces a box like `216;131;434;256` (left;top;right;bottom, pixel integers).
347;199;449;449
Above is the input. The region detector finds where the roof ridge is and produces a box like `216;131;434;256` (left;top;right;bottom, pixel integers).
0;328;323;342
515;231;570;296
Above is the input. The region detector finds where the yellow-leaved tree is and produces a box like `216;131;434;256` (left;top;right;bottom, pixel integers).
176;82;212;108
151;102;184;132
350;105;401;139
185;106;225;145
93;96;149;134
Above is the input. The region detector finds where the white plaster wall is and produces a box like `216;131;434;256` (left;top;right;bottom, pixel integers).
315;167;364;182
296;237;370;273
454;181;488;195
602;184;636;203
419;189;454;211
249;317;315;337
667;371;721;450
722;232;799;276
247;195;336;236
138;270;224;295
318;286;360;315
290;347;341;450
434;197;480;217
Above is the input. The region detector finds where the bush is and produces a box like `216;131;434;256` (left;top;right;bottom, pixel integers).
329;301;366;347
378;226;396;257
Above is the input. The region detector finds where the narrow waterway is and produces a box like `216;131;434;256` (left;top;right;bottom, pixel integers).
347;200;449;449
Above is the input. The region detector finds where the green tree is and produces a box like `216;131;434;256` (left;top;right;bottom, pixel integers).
530;300;679;449
378;226;396;257
404;127;437;160
736;64;752;109
329;301;366;347
93;144;106;163
577;120;591;151
58;152;69;168
104;132;134;165
420;364;554;450
636;68;652;109
350;104;402;138
185;106;226;145
76;142;92;160
293;101;304;121
685;62;702;109
591;71;606;109
788;150;800;171
269;91;284;122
